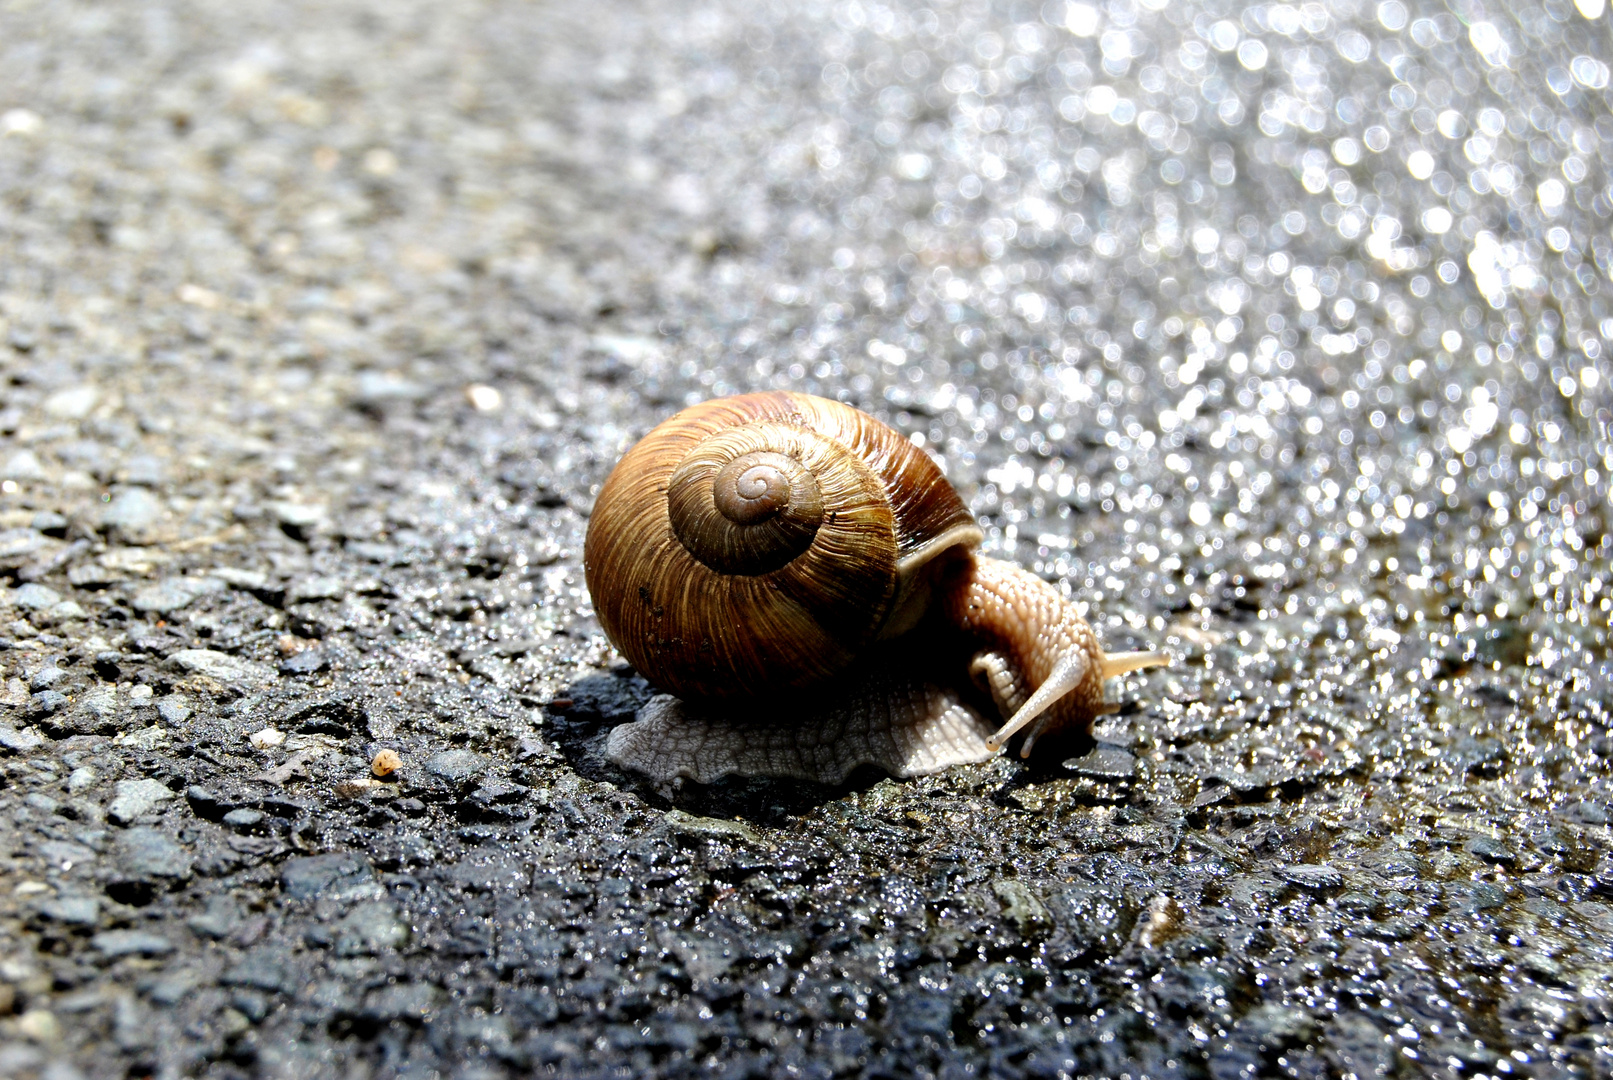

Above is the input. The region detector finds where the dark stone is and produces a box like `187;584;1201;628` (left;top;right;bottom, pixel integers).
1562;800;1609;826
29;690;69;717
231;989;270;1023
1456;738;1507;778
425;749;486;785
223;808;266;830
113;827;193;882
185;785;231;821
888;992;954;1043
280;852;374;901
1334;891;1377;916
1466;837;1516;866
287;697;364;735
221;951;289;993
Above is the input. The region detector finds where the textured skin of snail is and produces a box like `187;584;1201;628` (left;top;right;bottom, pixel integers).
583;392;1166;785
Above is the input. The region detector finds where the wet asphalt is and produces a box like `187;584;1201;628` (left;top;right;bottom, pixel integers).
2;0;1613;1077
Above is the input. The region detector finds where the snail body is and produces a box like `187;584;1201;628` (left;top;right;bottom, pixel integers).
583;392;1165;784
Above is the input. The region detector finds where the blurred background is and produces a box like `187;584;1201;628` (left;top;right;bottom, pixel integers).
1;0;1612;1077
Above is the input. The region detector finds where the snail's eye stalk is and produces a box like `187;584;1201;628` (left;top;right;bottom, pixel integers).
1102;649;1170;680
984;648;1170;756
984;649;1091;753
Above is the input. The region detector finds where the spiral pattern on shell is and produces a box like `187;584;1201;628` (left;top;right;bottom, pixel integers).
584;392;977;702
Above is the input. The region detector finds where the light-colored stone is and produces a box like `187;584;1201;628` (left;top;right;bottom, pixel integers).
107;778;176;824
42;385;99;419
167;649;274;687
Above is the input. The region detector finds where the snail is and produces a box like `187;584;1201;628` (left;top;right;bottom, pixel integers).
583;391;1166;784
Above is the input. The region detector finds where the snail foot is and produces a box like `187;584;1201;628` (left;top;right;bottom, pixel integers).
604;680;999;786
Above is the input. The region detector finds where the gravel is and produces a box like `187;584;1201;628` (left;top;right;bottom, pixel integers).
2;0;1612;1077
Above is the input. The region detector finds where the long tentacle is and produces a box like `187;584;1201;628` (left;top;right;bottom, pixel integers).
984;648;1091;752
986;647;1170;755
1103;649;1170;679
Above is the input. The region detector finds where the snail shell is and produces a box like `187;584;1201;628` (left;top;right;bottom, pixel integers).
585;392;981;701
583;391;1166;784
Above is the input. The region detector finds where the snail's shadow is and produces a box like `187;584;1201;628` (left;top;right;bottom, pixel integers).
547;670;890;823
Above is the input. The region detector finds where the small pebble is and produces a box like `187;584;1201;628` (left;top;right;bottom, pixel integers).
465;384;503;411
277;634;313;657
132;576;225;615
29;666;66;691
371;749;403;777
223;808;266;830
43;385;99;419
91;929;174;957
279;649;329;676
270;502;327;530
36;895;100;926
12;583;62;611
1135;894;1185;949
107;778;178;825
17;1008;59;1042
27;690;68;717
0;722;46;751
249;727;286;749
167;648;275;687
30;509;68;535
46;600;86;621
3;449;45;481
100;487;164;538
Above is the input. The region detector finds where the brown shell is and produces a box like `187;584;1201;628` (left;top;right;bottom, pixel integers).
584;392;978;701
